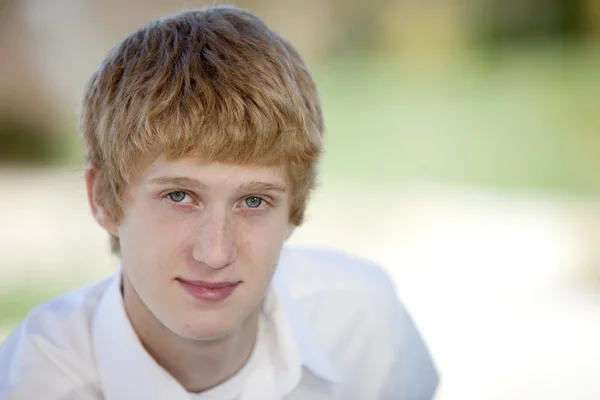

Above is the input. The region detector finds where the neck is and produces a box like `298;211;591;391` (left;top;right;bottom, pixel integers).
122;276;259;393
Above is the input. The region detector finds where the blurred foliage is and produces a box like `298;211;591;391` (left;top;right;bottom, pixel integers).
0;115;76;165
475;0;586;43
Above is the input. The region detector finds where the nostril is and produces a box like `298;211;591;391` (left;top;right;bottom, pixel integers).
192;240;237;270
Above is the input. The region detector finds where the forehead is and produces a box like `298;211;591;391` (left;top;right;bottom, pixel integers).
140;157;289;187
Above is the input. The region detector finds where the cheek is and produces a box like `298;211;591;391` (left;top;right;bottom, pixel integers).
119;203;194;260
237;215;288;266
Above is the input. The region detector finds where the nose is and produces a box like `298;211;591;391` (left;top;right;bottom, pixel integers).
191;211;237;270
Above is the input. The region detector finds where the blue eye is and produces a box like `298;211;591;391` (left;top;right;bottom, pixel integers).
245;197;263;208
168;191;187;202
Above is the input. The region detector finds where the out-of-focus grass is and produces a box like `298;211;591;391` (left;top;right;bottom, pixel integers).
316;42;600;195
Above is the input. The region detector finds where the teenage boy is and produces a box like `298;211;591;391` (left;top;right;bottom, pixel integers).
0;7;438;399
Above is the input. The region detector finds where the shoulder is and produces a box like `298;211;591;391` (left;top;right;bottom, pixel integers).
0;276;112;399
277;246;396;299
277;247;409;357
277;247;403;338
277;247;439;398
12;276;111;341
6;276;112;349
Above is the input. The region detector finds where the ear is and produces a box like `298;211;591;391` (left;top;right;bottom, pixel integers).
285;224;296;240
85;167;118;236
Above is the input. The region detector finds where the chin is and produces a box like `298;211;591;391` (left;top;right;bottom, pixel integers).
173;314;239;341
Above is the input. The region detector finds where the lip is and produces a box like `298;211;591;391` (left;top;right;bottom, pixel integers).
177;278;240;302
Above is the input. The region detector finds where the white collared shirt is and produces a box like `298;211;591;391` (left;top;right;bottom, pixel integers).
0;247;438;399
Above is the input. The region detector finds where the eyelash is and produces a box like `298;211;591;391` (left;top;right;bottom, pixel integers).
163;191;270;209
167;191;191;203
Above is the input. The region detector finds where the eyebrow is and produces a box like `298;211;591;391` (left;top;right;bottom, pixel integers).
148;176;287;193
239;181;288;193
148;176;208;191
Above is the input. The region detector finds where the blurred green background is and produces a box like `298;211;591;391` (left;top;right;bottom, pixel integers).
1;1;599;398
2;0;600;190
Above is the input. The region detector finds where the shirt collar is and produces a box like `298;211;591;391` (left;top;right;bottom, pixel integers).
91;270;339;399
92;273;189;400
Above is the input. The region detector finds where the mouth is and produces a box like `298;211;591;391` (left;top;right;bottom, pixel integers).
176;278;240;302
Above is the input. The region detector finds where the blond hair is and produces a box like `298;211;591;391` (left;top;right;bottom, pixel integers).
81;7;324;253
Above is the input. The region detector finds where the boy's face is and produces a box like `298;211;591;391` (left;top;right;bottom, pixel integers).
89;157;293;340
